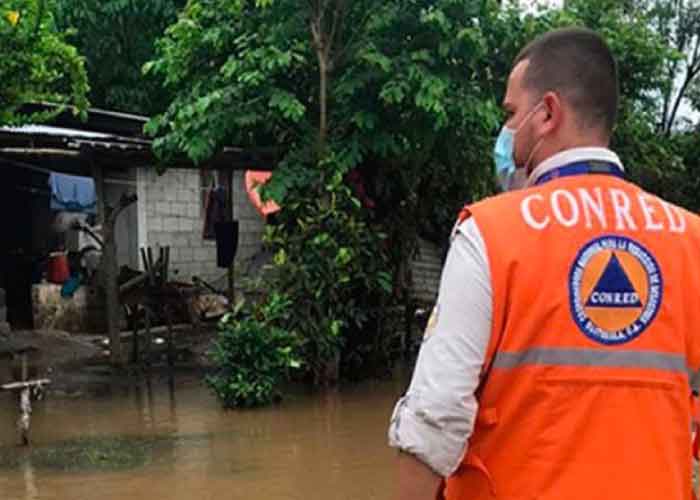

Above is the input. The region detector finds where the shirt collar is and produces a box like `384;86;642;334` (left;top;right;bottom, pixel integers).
526;147;624;188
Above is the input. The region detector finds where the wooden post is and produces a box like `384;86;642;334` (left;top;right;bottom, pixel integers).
21;353;28;382
1;351;51;447
165;305;175;367
92;162;123;366
19;353;30;444
223;170;235;305
143;305;153;366
19;388;30;446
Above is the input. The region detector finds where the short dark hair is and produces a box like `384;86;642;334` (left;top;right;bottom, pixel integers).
514;27;619;136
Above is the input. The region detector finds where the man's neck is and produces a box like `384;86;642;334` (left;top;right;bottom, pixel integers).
526;146;623;188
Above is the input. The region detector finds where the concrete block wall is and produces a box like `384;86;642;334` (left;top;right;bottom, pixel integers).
139;168;266;288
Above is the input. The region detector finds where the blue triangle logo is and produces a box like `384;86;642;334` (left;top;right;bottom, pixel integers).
585;253;642;309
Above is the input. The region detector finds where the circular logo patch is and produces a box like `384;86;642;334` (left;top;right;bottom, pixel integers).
569;236;663;345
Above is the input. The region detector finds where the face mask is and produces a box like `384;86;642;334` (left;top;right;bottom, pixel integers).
493;103;543;192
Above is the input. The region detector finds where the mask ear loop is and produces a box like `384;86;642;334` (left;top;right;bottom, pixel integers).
516;103;547;175
524;137;545;175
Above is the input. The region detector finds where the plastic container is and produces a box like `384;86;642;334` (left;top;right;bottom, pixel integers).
47;252;70;284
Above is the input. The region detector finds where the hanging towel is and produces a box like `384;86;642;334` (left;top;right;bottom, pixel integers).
49;173;97;214
203;186;227;240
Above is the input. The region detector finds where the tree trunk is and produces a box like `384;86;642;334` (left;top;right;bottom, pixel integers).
92;163;124;366
665;23;700;133
319;56;328;149
92;164;124;366
667;66;699;134
103;219;123;366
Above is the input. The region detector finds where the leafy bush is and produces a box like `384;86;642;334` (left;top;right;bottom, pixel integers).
262;155;395;384
207;293;301;408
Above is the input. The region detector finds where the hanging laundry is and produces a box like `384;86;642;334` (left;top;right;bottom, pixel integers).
245;171;280;218
203;186;227;240
49;173;97;214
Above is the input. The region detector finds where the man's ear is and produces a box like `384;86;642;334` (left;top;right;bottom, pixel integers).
540;91;562;135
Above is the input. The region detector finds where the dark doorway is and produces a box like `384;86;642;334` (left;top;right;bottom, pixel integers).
0;162;52;328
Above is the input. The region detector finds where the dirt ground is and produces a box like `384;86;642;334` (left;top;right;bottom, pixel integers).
0;326;218;396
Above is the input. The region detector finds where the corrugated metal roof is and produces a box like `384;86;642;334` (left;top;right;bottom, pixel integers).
1;124;114;139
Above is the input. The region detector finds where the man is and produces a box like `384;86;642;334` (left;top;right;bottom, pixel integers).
389;28;700;500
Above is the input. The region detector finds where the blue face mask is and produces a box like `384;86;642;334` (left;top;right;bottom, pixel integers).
494;125;518;191
493;103;543;192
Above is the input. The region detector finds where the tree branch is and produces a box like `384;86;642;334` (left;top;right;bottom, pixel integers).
327;0;345;61
690;34;700;74
666;66;697;133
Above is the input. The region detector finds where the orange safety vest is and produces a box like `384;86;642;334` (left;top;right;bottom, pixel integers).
444;173;700;500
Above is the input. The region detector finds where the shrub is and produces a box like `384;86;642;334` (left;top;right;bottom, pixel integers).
206;293;301;408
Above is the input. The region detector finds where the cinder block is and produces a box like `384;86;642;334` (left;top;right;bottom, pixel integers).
169;247;180;261
156;201;169;215
0;288;5;307
165;218;179;232
174;234;188;247
150;217;163;231
0;306;6;322
0;322;9;334
189;202;201;218
180;248;194;261
145;187;158;202
193;248;207;262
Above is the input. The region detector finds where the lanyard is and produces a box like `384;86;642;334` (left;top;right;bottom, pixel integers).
534;161;625;186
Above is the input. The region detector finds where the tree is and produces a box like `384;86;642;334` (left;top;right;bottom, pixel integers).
54;0;185;115
146;0;692;394
1;0;88;125
144;0;513;384
644;0;700;133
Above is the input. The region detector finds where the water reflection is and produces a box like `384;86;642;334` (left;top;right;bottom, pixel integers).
0;371;408;500
20;457;38;500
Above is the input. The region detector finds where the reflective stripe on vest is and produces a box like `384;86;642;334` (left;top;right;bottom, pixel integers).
493;347;691;378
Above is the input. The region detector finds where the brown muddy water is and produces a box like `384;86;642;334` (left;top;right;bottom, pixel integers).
0;371;409;500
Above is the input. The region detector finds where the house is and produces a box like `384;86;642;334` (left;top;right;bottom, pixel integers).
0;104;276;332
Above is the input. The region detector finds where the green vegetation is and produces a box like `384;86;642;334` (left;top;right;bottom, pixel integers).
1;0;88;125
54;0;185;114
207;293;302;407
0;435;196;471
3;0;698;406
144;0;699;405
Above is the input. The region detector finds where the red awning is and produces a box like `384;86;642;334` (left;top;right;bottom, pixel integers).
245;170;280;217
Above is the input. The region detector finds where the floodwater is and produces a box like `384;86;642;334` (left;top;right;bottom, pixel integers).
0;371;409;500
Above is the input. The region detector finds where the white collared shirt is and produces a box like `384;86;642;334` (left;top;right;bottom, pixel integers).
388;147;625;477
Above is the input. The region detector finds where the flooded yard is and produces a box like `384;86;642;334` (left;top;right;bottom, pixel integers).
0;371;408;500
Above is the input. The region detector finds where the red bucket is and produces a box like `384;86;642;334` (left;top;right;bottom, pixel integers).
47;252;70;284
